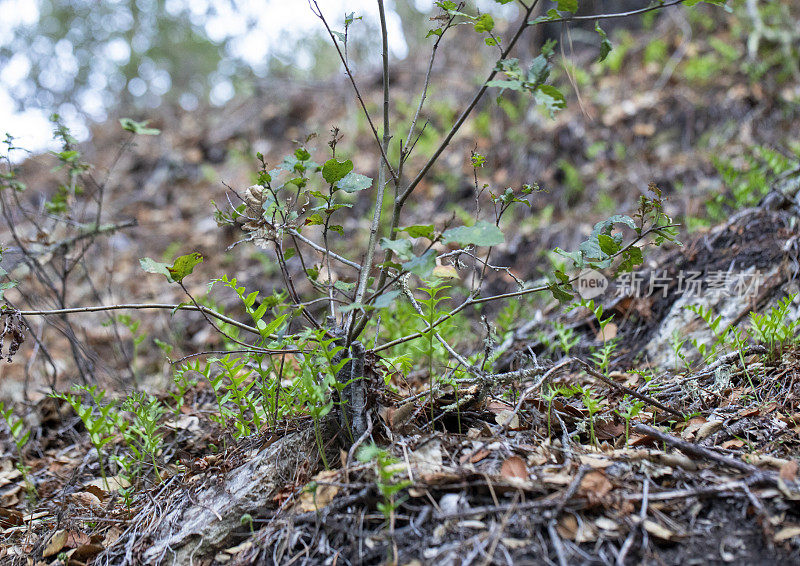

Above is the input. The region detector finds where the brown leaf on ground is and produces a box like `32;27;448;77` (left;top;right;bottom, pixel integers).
780;460;799;482
580;470;613;507
42;529;68;557
297;470;340;512
460;448;490;464
500;455;528;481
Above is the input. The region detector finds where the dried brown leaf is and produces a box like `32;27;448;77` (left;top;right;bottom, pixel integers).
500;456;528;481
42;529;68;558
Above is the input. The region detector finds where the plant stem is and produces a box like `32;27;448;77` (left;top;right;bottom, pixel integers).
347;0;392;346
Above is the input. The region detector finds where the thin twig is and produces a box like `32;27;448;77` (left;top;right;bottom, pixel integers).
309;1;398;185
15;303;260;335
575;359;684;419
348;0;392;344
542;0;686;24
397;0;539;214
633;424;781;485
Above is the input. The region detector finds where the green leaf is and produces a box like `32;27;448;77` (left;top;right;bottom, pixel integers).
294;147;311;161
554;247;584;270
139;257;171;280
339;302;369;313
373;290;401;309
529;9;560;24
486;79;524;91
685;0;728;5
256;313;287;337
535;84;566;117
579;215;635;260
485;37;500;46
597;234;620;256
333;281;356;292
322;159;354;184
557;0;578;13
474;14;494;33
617;247;644;273
168;253;203;282
426;28;443;38
304;213;324;226
401;224;435;239
595;22;613;62
119;118;160;136
140;253;203;283
380;237;414;261
548;282;574;303
442;220;504;246
336;171;372;192
401;250;437;278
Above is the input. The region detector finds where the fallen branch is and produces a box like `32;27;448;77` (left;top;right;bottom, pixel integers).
633;424;779;485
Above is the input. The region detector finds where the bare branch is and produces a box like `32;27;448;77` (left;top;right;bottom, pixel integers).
309;1;398;184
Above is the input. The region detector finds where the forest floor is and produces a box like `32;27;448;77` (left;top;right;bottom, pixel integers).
2;4;800;565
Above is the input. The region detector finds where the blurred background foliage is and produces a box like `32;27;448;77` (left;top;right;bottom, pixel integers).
0;0;433;126
0;0;798;158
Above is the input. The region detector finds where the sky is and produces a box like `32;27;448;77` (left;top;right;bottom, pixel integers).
0;0;425;153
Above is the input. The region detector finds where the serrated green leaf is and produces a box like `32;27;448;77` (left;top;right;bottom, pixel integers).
597;233;620;256
380;237;414;261
474;13;494;33
294;147;311;161
339;302;369;313
252;301;269;322
617;247;644;273
140;253;203;283
373;290;401;309
334;281;356;292
548;282;574;303
322;159;354;184
257;313;287;338
554;269;571;284
554;247;584;269
426;28;443;38
579;215;635;260
336;171;372;192
535;84;566;117
442;220;504;246
304;213;324;226
557;0;578;13
486;79;524;91
529;9;560;24
485;37;500;46
401;250;437;278
595;22;613;62
401;224;435;239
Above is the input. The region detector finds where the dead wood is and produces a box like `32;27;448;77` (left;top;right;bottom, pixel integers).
133;426;320;565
